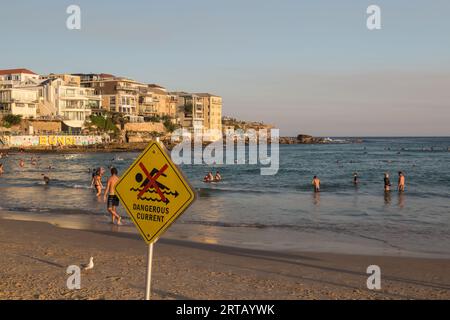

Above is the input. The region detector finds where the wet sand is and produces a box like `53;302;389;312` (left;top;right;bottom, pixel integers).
0;217;449;300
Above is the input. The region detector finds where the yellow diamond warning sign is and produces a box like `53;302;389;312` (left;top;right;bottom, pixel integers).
115;141;196;244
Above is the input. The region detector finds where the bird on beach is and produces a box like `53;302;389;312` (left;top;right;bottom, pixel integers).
82;257;94;270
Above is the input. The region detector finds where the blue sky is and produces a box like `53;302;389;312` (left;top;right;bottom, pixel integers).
1;0;449;136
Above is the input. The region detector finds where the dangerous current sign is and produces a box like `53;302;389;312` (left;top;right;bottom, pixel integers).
115;141;196;244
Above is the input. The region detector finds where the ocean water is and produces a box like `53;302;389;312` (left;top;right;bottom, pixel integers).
0;137;449;258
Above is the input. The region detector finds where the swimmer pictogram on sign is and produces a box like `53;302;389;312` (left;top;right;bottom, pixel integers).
130;162;179;204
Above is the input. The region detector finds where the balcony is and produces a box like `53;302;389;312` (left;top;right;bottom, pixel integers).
116;84;139;92
59;93;90;101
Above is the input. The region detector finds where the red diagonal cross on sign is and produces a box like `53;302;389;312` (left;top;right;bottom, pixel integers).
138;162;169;203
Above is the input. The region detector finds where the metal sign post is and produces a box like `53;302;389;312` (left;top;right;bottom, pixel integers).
115;138;196;301
145;243;154;300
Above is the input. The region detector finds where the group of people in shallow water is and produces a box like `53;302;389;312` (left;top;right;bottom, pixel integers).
203;171;222;183
311;171;406;193
2;153;52;184
90;166;122;225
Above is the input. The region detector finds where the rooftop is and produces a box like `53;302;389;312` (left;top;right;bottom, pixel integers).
195;93;219;97
0;68;37;75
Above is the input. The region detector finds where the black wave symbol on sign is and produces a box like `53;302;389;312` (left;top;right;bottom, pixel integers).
139;197;170;204
130;188;179;197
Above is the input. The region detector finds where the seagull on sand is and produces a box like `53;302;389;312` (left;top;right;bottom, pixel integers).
82;257;94;270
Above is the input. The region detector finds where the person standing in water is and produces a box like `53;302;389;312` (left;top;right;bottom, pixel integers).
104;167;122;225
398;171;405;192
312;176;320;192
91;169;103;197
353;172;359;185
384;173;391;191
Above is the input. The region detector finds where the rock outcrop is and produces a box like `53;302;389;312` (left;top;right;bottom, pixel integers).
279;134;327;144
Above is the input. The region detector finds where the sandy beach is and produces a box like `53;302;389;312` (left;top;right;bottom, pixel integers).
0;217;449;300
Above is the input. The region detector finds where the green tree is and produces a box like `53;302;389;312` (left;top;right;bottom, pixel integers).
88;115;118;133
163;118;180;133
2;114;22;128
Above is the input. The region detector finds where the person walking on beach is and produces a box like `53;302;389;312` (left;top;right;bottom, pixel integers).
398;171;405;192
104;167;122;225
312;176;320;192
384;173;391;192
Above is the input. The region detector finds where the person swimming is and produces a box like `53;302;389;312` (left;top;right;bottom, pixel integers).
312;176;320;192
203;172;215;183
214;171;222;182
0;163;3;175
384;173;391;191
398;171;405;192
42;174;50;185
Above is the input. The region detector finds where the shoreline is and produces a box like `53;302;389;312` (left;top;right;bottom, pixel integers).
0;143;149;153
1;208;448;260
0;137;363;154
0;217;449;300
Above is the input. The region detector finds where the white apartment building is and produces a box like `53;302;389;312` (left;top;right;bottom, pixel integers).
38;76;101;128
0;88;38;118
0;68;40;87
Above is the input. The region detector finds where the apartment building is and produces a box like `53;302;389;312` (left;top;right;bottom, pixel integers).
79;76;145;121
36;74;101;128
72;73;115;83
138;87;156;117
196;93;222;141
0;87;38;118
141;84;177;118
174;92;205;136
0;68;40;88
